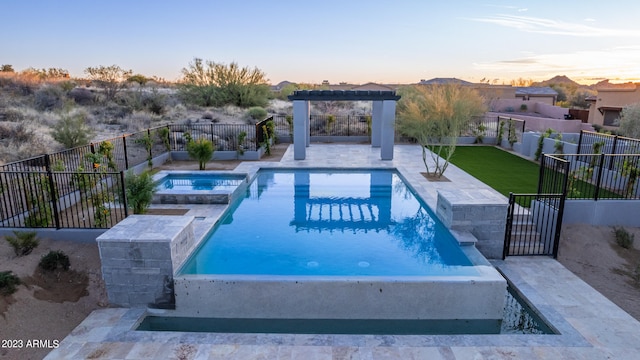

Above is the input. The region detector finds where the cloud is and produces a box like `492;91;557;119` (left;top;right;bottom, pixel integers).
472;14;640;37
473;46;640;81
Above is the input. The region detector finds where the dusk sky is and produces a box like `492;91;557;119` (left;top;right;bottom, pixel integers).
3;0;640;85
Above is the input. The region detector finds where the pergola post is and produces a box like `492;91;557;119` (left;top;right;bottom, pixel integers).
371;101;382;147
293;100;309;160
380;100;396;160
288;90;400;161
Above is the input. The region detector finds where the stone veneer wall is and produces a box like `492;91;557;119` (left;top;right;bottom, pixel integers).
436;189;507;259
97;215;195;308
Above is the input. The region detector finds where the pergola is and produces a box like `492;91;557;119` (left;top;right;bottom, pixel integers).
287;90;401;160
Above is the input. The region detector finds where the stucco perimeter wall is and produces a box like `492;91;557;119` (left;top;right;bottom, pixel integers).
436;189;508;259
488;112;582;133
563;200;640;227
97;215;196;308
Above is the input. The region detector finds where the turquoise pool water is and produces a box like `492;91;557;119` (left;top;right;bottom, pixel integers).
156;173;245;191
179;169;476;276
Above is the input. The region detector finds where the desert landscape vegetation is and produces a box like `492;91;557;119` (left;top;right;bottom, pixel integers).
1;60;640;359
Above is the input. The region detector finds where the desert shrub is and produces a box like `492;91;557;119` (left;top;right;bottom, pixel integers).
202;111;214;120
68;87;95;105
613;226;635;249
619;102;640;139
121;111;161;132
59;80;75;92
5;230;39;256
51;109;94;148
0;271;21;296
165;104;186;119
0;122;34;143
1;106;24;122
34;84;65;111
95;103;134;122
0;125;53;163
247;106;267;120
141;89;167;115
125;170;156;214
38;250;70;272
220;105;240;116
179;58;270;107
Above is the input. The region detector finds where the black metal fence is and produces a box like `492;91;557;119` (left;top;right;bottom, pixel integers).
503;193;566;258
0;170;127;229
460;115;499;138
498;116;526;146
271;114;371;138
0;118;272;229
577;130;640;156
270;114;504;143
549;153;640;200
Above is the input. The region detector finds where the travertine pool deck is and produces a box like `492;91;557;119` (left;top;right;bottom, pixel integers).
45;144;640;359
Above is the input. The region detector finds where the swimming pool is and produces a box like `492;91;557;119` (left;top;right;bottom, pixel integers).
173;168;506;322
180;169;475;276
152;171;247;204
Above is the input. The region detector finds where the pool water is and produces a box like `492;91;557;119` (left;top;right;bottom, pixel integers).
156;173;245;191
179;169;476;276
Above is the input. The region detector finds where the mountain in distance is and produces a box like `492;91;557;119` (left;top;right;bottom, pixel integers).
532;75;582;88
533;75;638;90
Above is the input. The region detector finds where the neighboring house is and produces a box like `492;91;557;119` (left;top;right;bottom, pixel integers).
586;83;640;127
515;87;558;105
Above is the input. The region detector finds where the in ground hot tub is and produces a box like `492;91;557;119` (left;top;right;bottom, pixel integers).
152;171;247;204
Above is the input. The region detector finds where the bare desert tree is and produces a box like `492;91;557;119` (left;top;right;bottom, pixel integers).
84;64;133;102
396;84;486;177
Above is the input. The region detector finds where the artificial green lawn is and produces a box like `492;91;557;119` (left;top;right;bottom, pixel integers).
448;146;539;197
446;145;622;200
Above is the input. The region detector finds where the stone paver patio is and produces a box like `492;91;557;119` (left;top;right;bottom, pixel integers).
45;144;640;359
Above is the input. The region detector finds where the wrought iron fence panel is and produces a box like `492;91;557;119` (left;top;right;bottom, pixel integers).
547;153;640;200
503;193;565;258
0;170;127;229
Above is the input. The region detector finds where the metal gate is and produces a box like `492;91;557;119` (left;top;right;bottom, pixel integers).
503;193;566;258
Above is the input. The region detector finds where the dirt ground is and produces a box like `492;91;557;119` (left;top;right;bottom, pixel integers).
0;238;107;360
556;224;640;320
1;145;639;359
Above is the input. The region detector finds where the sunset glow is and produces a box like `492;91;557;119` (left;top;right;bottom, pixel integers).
2;0;640;85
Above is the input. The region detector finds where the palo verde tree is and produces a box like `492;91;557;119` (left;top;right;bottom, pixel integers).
178;58;270;108
396;84;486;178
618;102;640;139
84;64;133;102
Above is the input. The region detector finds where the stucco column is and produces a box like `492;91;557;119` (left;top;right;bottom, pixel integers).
293;100;310;160
380;100;396;160
371;101;383;147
